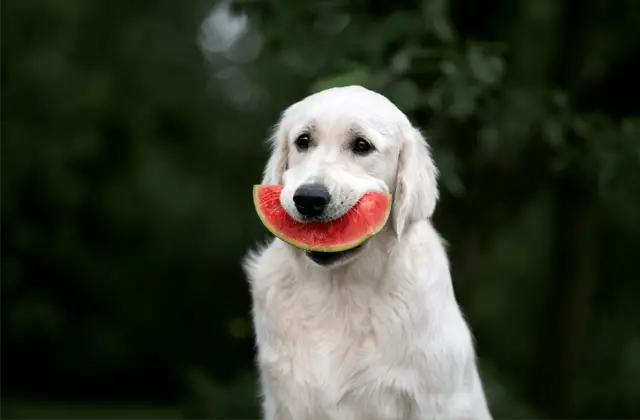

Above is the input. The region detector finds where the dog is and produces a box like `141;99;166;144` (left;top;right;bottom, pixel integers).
243;85;492;420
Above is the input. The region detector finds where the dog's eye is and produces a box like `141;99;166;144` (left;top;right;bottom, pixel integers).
295;134;311;151
352;137;373;155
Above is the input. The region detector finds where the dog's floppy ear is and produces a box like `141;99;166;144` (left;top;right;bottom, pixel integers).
261;120;289;185
392;126;439;237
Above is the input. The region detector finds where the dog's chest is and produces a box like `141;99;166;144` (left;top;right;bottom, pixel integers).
254;276;420;417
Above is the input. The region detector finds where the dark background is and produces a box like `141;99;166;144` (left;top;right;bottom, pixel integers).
2;0;639;418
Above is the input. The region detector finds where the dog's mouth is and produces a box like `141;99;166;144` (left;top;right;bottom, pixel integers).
305;243;364;266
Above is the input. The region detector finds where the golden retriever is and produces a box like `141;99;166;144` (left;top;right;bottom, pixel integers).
244;85;492;420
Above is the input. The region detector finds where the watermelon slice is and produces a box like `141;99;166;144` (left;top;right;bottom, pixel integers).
253;185;392;252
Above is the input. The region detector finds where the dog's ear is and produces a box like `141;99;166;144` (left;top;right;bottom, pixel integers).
261;120;289;185
392;126;439;237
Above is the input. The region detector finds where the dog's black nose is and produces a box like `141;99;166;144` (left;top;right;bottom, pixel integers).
293;184;331;217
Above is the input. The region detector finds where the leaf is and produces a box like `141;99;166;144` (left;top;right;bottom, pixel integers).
390;48;413;75
422;0;456;43
467;46;505;86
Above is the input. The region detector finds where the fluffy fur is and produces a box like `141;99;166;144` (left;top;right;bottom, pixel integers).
244;86;492;420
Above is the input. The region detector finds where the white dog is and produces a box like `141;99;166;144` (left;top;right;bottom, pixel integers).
243;85;492;420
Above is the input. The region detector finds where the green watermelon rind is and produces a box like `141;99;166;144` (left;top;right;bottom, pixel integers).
253;185;392;253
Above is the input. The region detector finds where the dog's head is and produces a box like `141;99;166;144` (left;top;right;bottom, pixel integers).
262;85;438;266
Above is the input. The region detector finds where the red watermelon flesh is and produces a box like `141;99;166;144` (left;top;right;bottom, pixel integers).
253;184;392;252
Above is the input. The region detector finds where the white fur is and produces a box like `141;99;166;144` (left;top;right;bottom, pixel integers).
244;86;492;420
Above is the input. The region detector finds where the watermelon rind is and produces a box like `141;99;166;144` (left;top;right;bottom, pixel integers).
253;185;391;253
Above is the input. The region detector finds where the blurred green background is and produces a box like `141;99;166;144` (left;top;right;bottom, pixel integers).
2;0;640;418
